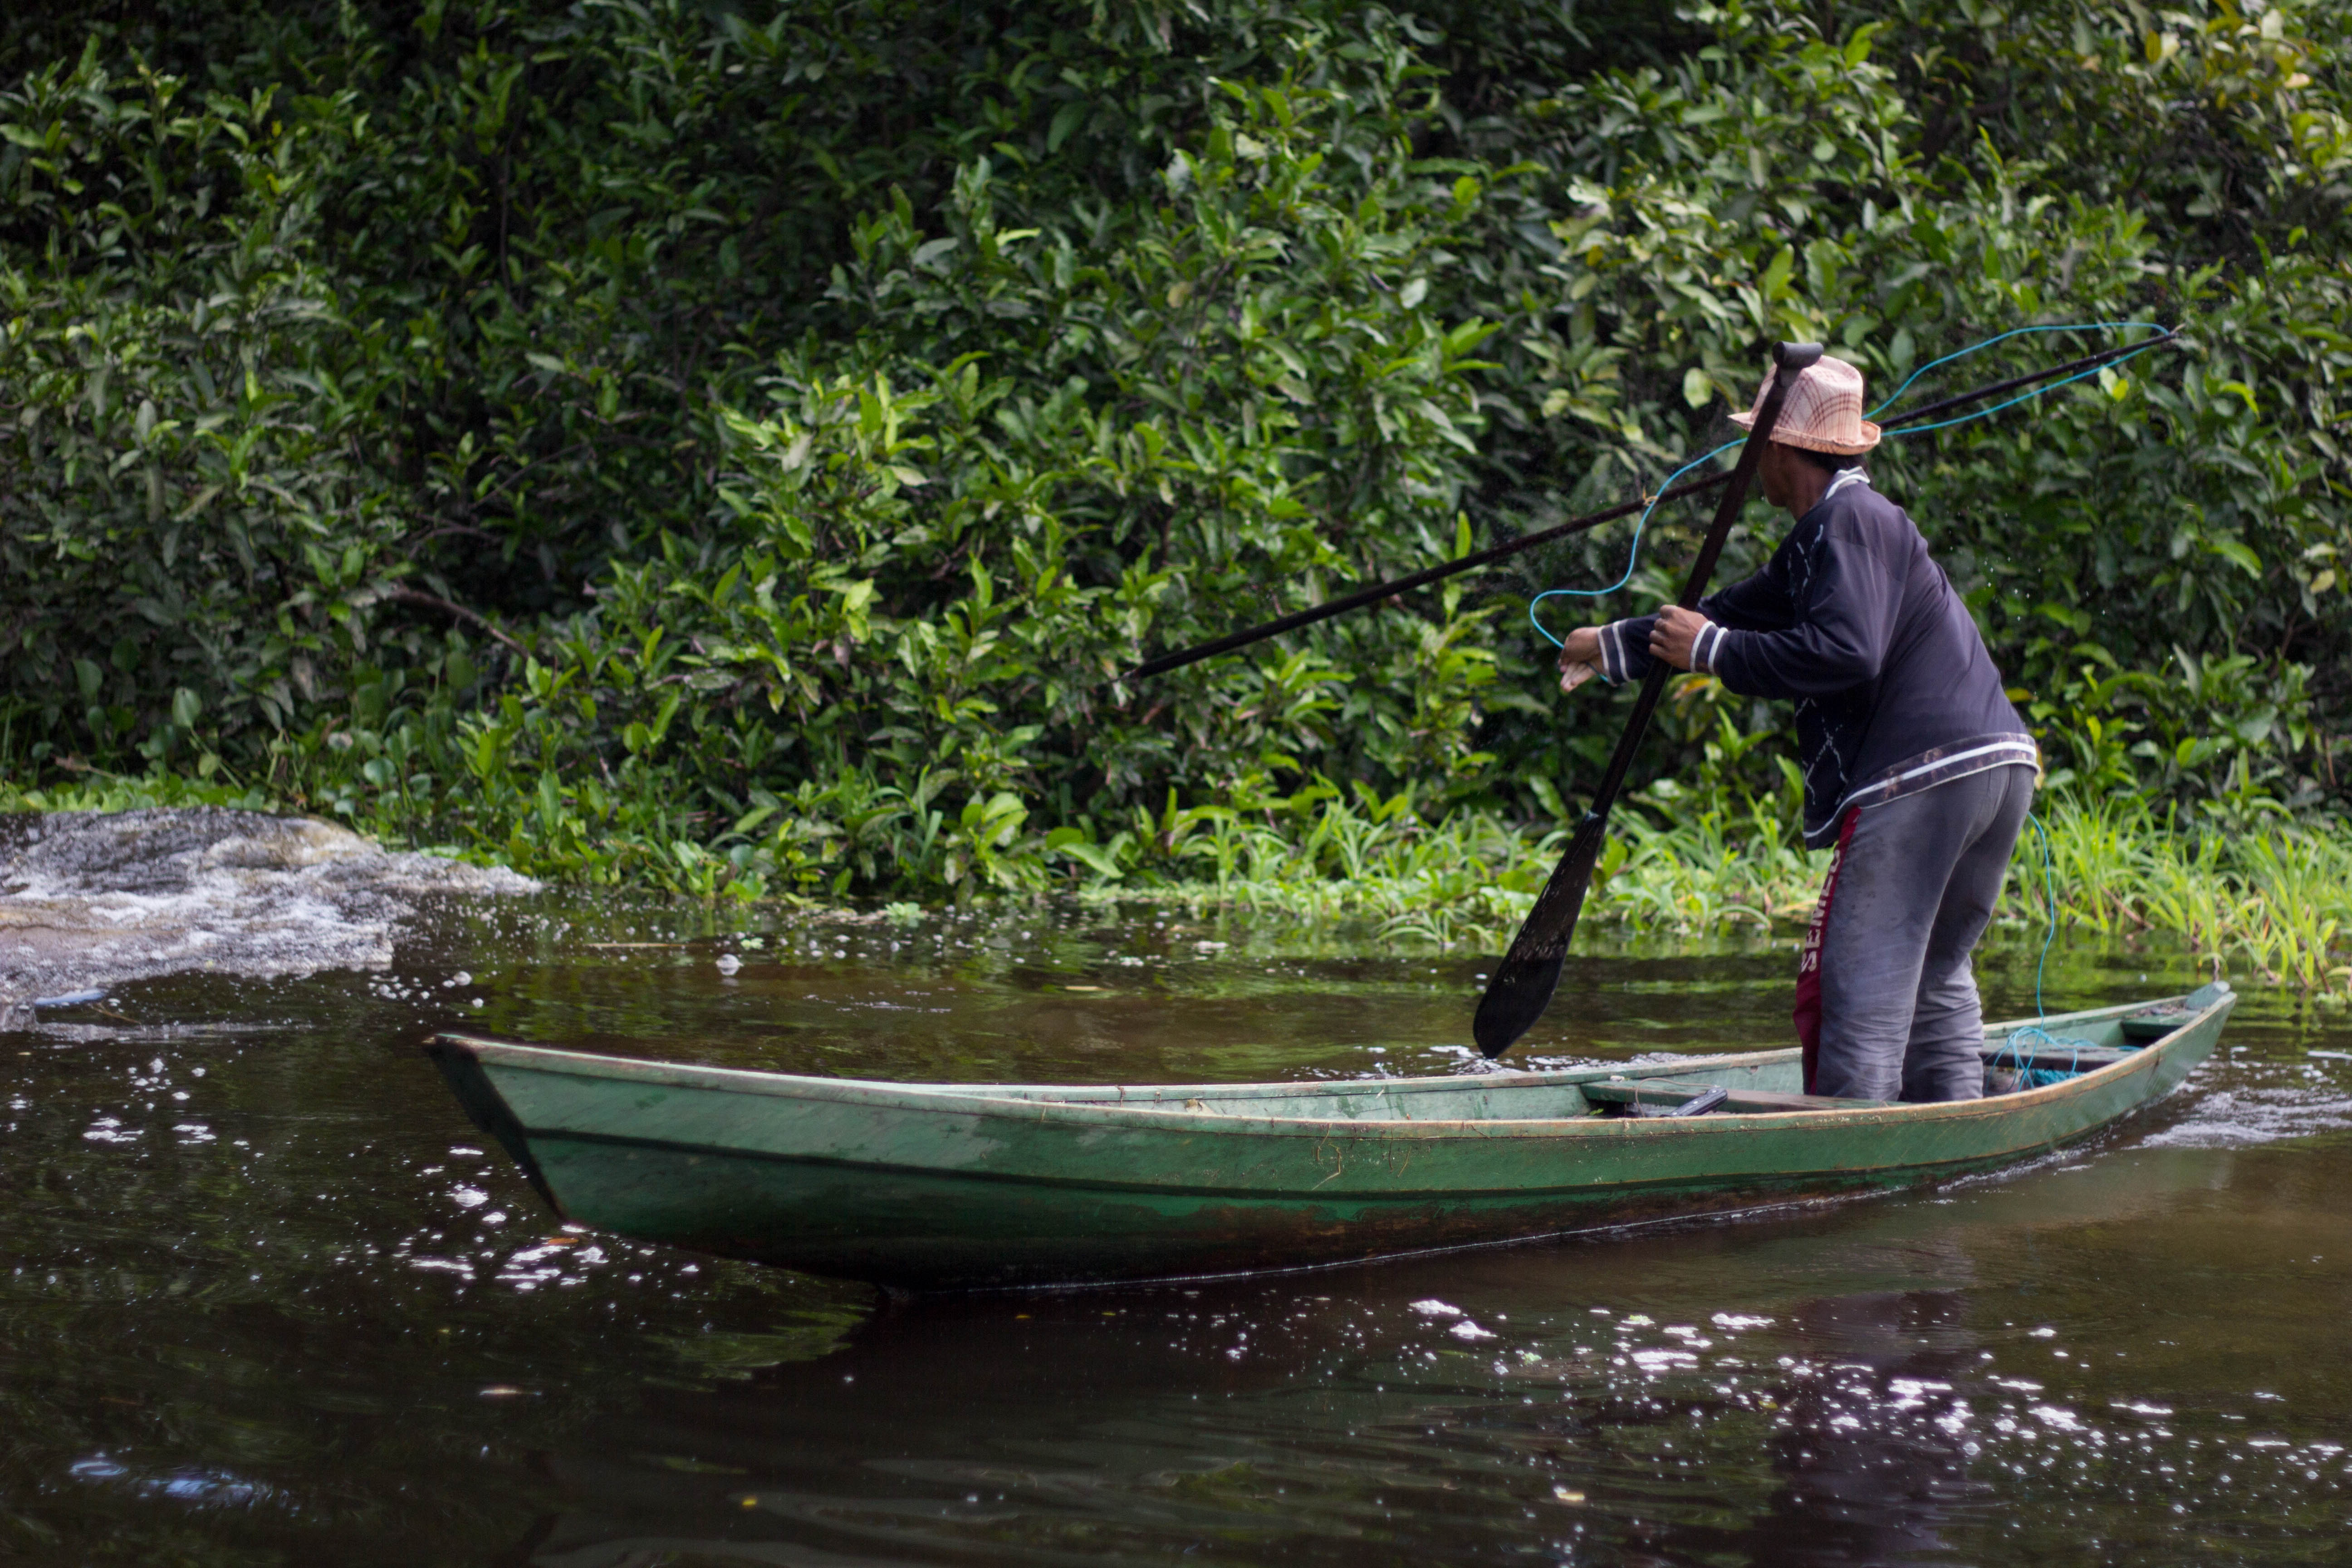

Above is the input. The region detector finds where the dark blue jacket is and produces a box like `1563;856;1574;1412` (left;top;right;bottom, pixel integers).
1594;471;2036;847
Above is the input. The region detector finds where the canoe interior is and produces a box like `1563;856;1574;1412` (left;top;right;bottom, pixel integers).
837;993;2174;1121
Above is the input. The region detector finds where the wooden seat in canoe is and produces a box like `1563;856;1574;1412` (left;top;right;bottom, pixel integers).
1582;1079;1882;1115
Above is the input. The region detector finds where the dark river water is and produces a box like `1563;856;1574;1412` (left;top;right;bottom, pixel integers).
4;896;2349;1565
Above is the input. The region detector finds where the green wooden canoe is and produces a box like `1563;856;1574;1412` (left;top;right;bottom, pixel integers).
426;982;2234;1291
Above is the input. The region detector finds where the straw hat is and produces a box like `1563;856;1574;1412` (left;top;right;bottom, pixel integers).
1728;353;1881;455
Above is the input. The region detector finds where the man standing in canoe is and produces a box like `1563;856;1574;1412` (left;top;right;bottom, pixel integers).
1556;355;2039;1103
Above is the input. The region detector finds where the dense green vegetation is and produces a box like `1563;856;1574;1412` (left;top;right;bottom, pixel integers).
3;0;2347;921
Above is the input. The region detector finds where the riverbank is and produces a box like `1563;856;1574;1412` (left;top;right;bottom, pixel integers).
1110;792;2352;999
5;770;2347;1003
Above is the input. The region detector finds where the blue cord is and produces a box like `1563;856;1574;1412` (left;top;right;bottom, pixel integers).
1866;321;2167;417
1874;338;2171;438
1528;321;2170;646
1528;441;1739;643
2029;808;2059;1019
1998;809;2100;1085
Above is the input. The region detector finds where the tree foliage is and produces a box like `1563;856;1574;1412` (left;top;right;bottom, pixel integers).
2;0;2346;893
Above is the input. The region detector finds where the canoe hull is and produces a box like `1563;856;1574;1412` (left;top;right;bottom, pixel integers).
520;1139;2008;1288
428;988;2233;1291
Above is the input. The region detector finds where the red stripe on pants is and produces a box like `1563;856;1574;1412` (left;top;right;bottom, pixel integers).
1792;808;1860;1096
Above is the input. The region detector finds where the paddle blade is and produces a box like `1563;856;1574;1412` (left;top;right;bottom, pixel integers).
1473;813;1607;1057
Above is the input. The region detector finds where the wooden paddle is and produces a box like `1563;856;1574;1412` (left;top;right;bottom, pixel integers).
1473;339;1824;1058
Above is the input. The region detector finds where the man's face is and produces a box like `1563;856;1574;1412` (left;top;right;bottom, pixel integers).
1756;439;1804;511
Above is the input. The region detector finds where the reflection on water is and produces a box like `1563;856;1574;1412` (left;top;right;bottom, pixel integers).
3;896;2349;1564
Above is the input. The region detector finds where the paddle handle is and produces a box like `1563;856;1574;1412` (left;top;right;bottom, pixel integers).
1570;340;1823;826
1471;340;1821;1058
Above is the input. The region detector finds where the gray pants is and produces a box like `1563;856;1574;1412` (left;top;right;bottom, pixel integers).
1811;764;2036;1103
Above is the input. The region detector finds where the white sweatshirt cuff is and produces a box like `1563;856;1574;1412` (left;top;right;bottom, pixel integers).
1692;620;1727;674
1597;620;1633;683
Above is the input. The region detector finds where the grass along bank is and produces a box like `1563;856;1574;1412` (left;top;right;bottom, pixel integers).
5;769;2346;1004
1095;789;2352;1001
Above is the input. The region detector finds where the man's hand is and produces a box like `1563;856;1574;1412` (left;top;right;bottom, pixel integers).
1648;606;1710;671
1558;626;1602;693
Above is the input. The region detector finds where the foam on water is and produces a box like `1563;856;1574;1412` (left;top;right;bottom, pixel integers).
2140;1077;2352;1147
0;808;536;1025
